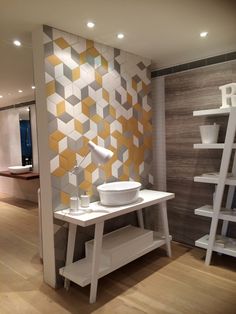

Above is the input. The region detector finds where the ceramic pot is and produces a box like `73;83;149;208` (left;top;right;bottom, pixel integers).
199;123;220;144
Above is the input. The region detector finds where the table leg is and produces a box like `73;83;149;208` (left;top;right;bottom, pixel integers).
64;223;77;290
159;202;171;257
89;221;104;304
136;209;144;228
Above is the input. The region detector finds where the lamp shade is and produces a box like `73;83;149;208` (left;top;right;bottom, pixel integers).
88;141;113;164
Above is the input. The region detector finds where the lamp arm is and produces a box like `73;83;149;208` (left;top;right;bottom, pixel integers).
71;154;88;174
70;154;89;199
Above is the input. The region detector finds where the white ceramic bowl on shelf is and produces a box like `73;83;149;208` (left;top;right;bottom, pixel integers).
8;165;32;174
97;181;141;206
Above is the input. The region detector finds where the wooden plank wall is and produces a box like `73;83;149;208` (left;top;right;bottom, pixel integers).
165;60;236;245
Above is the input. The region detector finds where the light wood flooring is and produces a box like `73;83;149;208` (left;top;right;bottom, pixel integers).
0;193;235;314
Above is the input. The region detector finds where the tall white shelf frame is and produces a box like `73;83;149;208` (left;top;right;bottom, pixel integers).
193;107;236;265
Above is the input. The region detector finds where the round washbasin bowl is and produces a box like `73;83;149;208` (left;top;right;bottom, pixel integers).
97;181;141;206
8;165;32;174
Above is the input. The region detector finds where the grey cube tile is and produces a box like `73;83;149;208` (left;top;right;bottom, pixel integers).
66;95;80;105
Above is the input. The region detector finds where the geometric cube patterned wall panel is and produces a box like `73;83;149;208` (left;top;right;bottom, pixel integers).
43;25;152;209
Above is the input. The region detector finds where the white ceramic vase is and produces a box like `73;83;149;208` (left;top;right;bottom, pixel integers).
199;123;220;144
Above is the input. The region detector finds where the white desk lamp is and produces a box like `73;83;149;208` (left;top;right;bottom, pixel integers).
70;141;113;212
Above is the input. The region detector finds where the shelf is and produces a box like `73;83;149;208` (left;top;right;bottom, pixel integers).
193;108;231;117
194;174;236;186
195;234;236;257
0;171;39;180
59;232;172;287
195;205;236;222
194;143;236;149
85;225;154;264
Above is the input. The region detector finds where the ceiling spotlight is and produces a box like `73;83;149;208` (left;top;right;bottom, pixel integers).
117;33;124;39
0;95;3;98
31;85;36;89
200;31;208;38
18;89;23;93
13;39;22;46
87;21;95;28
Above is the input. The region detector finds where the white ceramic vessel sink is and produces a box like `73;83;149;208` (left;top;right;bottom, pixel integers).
8;165;32;174
97;181;141;206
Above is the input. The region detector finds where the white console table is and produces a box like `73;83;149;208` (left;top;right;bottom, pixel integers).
54;189;174;303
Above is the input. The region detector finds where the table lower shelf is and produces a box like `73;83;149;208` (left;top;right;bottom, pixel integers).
195;234;236;257
59;232;172;287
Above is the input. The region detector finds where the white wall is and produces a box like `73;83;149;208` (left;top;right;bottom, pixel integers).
30;104;39;172
0;106;39;202
0;109;21;170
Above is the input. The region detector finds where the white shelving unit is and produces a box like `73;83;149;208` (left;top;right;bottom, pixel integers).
194;174;236;186
195;205;236;222
193;107;236;265
194;143;236;149
196;234;236;258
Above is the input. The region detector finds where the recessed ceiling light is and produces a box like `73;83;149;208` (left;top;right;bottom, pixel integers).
87;21;95;28
117;33;124;39
18;89;23;93
13;39;21;46
31;85;36;89
0;95;3;98
200;31;208;38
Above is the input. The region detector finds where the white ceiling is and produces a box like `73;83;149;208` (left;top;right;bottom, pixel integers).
0;0;235;108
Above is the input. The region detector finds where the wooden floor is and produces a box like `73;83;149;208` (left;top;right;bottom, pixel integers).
0;193;236;314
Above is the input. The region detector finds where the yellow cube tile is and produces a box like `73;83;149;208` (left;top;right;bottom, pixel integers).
61;191;70;205
56;101;65;116
72;67;80;81
46;81;56;96
46;55;62;66
55;37;70;49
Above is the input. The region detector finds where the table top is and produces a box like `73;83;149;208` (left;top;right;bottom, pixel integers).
54;189;174;227
0;171;39;180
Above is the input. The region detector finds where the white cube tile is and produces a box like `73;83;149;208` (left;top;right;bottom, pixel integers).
48;93;64;105
72;38;86;54
88;86;96;101
72;84;82;99
45;73;54;83
47;99;57;116
143;95;151;112
139;162;144;174
65;101;74;116
43;33;51;44
54;63;64;78
64;57;78;70
110;136;117;149
73;103;82;117
84;129;96;140
57;75;72;87
78;113;89;123
133;136;139;147
138;122;143;133
92;168;99;183
59;137;68;153
50;156;60;172
64;84;73;99
68;130;80;141
69;172;77;185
